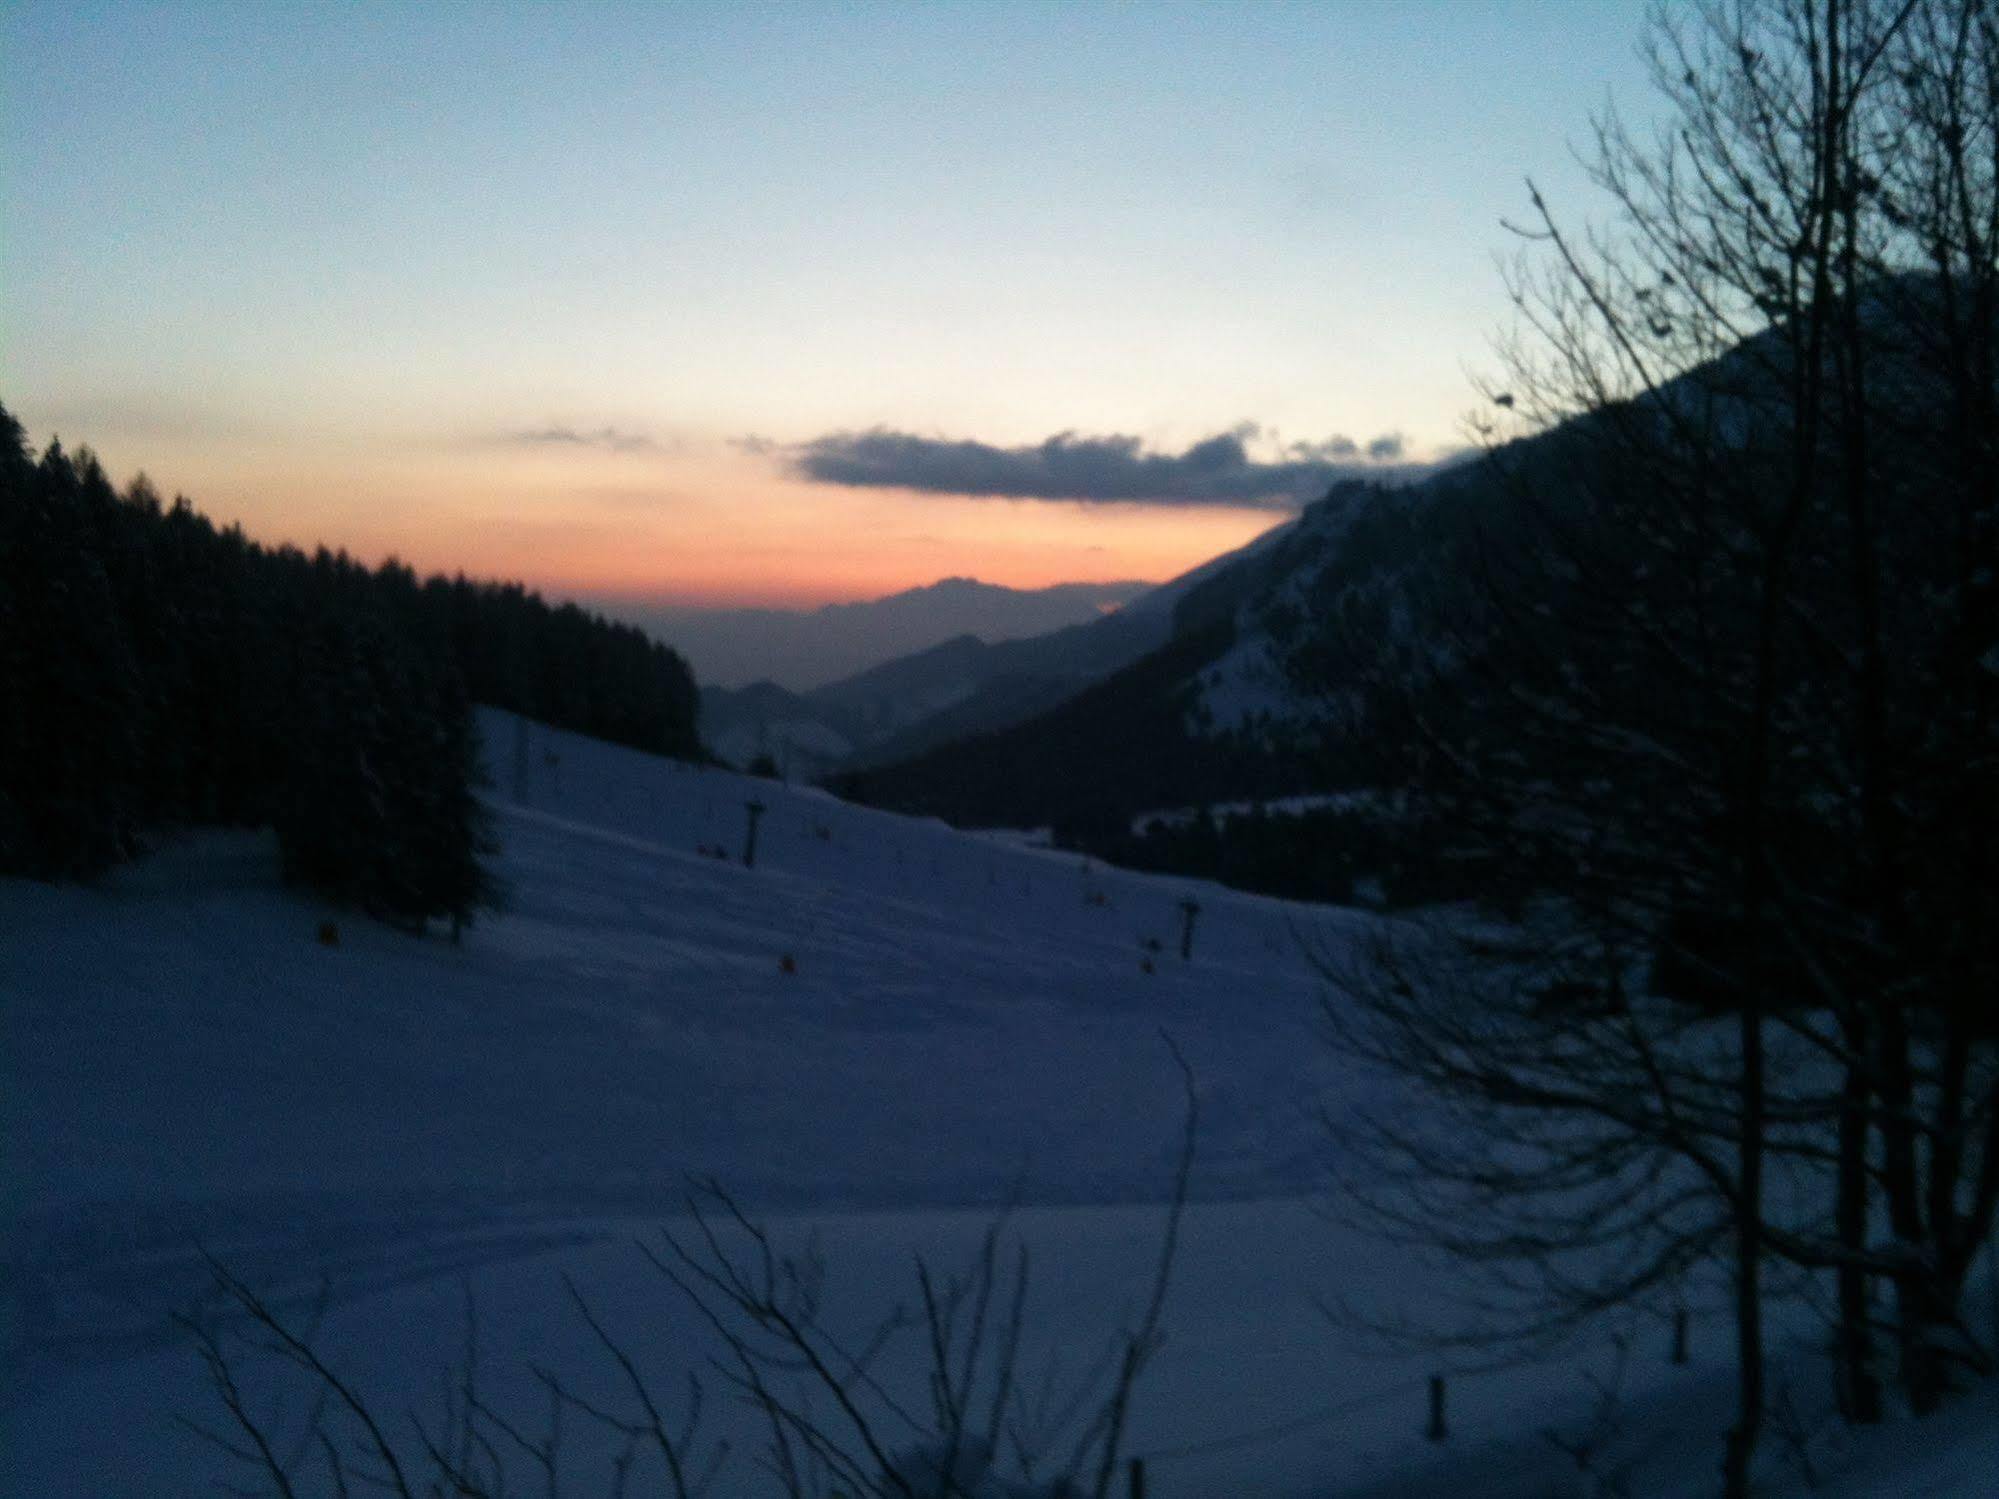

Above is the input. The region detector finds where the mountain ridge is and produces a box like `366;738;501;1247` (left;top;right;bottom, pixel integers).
633;576;1156;691
698;522;1304;775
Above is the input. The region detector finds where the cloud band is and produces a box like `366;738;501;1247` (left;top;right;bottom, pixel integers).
787;424;1417;508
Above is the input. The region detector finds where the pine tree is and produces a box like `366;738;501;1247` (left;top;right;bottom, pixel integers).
0;434;142;876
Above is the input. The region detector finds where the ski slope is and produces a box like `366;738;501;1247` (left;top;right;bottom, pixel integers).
6;710;1349;1227
4;710;1995;1495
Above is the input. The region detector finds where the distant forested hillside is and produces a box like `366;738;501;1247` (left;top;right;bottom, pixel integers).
827;616;1316;830
0;401;699;928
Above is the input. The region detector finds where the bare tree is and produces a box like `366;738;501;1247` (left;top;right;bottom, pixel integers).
179;1051;1198;1499
1315;2;1998;1491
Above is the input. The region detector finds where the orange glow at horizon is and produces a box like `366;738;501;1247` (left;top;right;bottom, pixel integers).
60;427;1289;613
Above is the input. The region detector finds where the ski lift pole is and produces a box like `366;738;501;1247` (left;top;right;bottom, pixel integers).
1178;897;1202;960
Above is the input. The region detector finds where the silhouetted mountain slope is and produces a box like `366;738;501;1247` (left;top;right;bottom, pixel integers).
700;617;1163;777
837;669;1090;771
824;606;1177;767
697;529;1302;774
823;478;1419;825
644;576;1152;690
836;287;1996;841
828;615;1318;829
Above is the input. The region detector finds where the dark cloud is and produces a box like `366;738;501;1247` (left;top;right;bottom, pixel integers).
785;424;1423;509
506;425;662;454
1283;434;1359;462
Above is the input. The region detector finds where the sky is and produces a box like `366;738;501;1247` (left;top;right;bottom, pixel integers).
4;0;1654;611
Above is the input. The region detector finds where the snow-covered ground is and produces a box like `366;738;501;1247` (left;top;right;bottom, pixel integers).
4;710;1994;1495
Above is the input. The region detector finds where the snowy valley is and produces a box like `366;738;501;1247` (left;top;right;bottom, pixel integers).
5;712;1993;1496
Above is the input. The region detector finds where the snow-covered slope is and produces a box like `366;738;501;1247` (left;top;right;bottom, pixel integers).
6;710;1345;1223
0;709;1353;1490
4;712;1994;1496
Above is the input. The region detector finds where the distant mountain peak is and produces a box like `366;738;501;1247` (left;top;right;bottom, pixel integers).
844;575;1152;610
627;576;1158;690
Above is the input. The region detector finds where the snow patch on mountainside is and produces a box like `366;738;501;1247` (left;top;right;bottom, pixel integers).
1188;630;1299;734
1179;480;1440;747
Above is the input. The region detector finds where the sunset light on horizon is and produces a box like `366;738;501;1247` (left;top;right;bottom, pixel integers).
5;0;1653;615
19;420;1297;609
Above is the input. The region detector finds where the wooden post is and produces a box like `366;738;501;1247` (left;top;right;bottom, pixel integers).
1672;1307;1690;1366
1127;1455;1146;1499
742;800;767;868
1426;1374;1447;1441
1178;898;1202;960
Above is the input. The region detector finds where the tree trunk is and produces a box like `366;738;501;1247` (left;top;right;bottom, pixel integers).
1835;1036;1881;1423
1875;1006;1941;1412
1724;1003;1768;1499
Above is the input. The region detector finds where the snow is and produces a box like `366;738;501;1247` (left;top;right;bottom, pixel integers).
706;715;857;774
4;708;1995;1495
1189;631;1303;735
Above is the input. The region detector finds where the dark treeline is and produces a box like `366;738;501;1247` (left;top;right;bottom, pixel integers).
1056;799;1497;910
0;401;700;928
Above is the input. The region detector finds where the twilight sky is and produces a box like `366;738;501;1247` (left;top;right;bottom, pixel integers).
4;0;1651;610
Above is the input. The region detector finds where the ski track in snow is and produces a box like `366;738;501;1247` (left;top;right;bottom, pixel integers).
6;709;1995;1496
2;713;1349;1393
